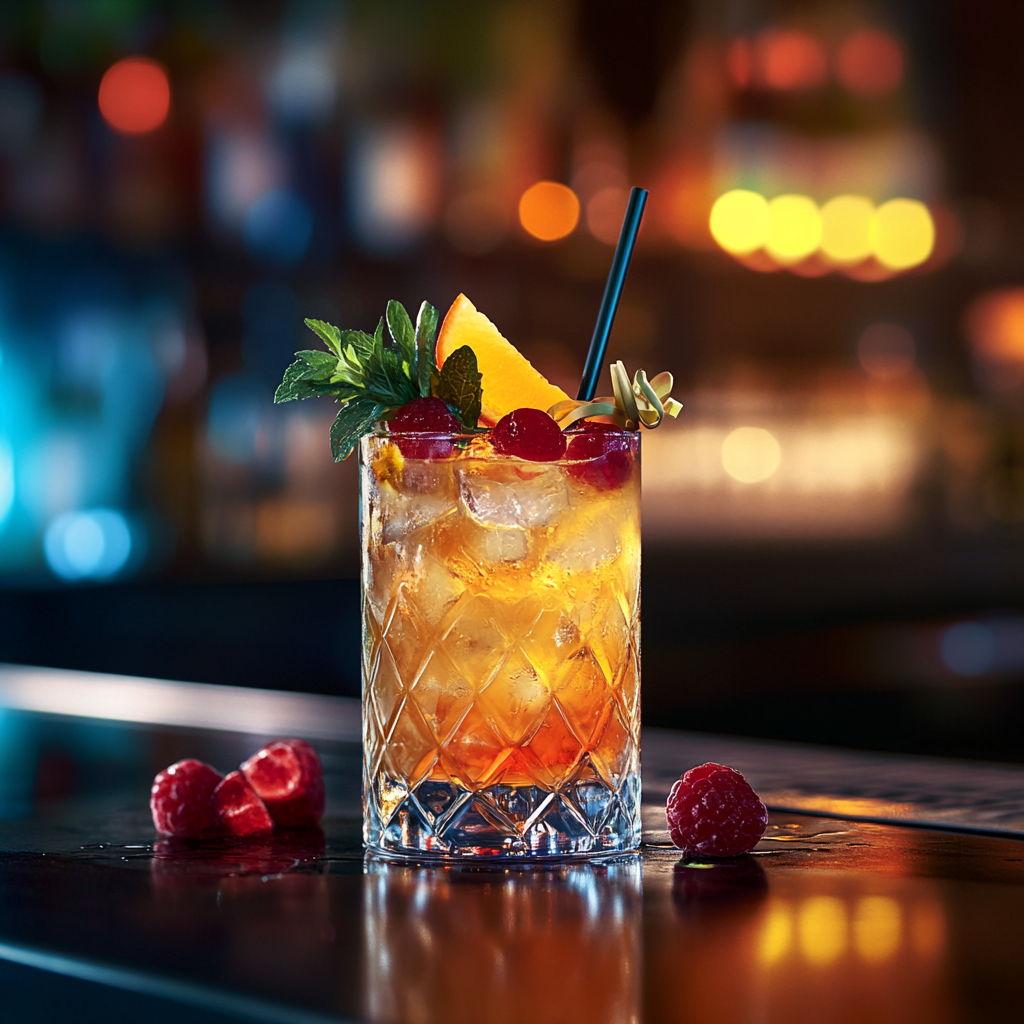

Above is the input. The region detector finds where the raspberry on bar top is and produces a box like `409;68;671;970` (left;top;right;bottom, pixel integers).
148;739;325;839
150;759;222;838
666;763;769;858
242;738;325;828
213;771;275;837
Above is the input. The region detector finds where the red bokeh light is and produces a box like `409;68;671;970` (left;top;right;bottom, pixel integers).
757;30;828;91
836;29;904;96
98;57;171;135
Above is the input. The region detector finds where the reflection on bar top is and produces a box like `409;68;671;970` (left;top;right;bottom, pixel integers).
2;663;1023;837
0;662;360;742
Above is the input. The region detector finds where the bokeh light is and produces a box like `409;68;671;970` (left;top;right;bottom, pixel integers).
870;199;935;270
518;182;580;241
820;195;874;265
836;29;904;97
798;896;848;965
587;186;630;245
758;30;828;91
43;509;132;581
721;427;782;484
857;323;916;379
758;902;794;964
709;190;771;255
350;123;439;253
854;897;902;962
97;57;170;135
765;194;822;264
243;189;313;267
940;622;995;676
964;288;1024;362
206;374;268;464
0;437;13;528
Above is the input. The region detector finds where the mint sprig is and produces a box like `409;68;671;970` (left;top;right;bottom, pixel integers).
435;346;482;429
274;299;484;461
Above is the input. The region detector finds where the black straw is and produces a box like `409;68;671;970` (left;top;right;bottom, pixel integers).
577;186;649;401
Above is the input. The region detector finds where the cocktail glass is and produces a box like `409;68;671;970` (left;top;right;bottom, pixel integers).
360;427;641;858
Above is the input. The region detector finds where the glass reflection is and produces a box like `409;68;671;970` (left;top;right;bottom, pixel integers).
363;855;642;1024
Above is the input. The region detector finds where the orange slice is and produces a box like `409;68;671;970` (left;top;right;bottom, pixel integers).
436;294;570;425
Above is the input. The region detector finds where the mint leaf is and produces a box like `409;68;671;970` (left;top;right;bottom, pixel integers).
280;299;452;454
386;300;416;369
415;301;438;398
304;319;344;357
330;398;384;461
275;351;349;403
435;345;482;429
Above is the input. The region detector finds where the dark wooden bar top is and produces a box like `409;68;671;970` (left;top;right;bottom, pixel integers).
1;665;1022;1023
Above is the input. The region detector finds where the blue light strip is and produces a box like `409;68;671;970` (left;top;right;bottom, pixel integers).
0;940;354;1024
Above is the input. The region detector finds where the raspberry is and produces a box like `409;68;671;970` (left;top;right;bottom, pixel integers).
241;739;325;828
666;763;768;857
150;759;223;838
212;770;275;837
566;421;632;490
387;397;461;459
492;408;567;462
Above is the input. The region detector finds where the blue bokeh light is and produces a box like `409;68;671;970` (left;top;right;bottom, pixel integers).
243;188;313;266
43;508;133;581
0;435;13;529
939;622;995;676
206;373;269;464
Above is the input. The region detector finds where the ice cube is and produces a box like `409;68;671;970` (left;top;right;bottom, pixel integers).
379;460;459;543
458;465;569;529
410;552;466;627
401;460;455;496
463;521;530;564
547;515;621;573
381;492;457;544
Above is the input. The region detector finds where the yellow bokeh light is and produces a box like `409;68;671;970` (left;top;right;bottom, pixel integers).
518;181;579;241
721;427;781;483
870;198;935;270
765;194;822;264
820;195;874;265
758;903;794;965
709;189;771;255
798;896;848;965
854;897;902;962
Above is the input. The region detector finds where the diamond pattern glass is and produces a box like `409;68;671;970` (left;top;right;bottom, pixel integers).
361;431;641;858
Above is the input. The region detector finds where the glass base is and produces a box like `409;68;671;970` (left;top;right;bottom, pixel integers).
364;774;641;860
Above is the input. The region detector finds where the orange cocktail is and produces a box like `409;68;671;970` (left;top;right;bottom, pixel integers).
361;427;641;858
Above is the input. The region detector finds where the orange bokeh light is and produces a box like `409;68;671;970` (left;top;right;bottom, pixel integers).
964;288;1024;362
757;30;828;91
836;29;904;96
98;57;171;135
518;182;580;241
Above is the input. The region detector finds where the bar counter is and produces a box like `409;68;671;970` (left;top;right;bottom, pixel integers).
1;665;1022;1023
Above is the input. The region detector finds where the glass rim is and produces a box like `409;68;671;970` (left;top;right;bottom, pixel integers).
367;423;639;440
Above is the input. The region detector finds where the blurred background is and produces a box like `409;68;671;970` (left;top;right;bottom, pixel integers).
3;0;1024;761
